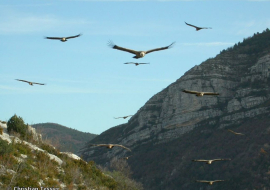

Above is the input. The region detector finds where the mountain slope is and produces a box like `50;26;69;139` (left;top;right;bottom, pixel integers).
79;28;270;190
32;123;97;154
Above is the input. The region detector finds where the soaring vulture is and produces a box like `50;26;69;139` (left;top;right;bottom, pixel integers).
45;34;82;42
124;62;150;66
182;89;219;97
89;144;131;152
192;158;231;164
185;22;212;31
108;41;175;59
227;129;245;136
114;115;133;119
122;156;132;160
16;79;45;86
196;180;225;185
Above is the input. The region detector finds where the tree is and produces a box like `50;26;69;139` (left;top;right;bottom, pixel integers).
7;114;27;138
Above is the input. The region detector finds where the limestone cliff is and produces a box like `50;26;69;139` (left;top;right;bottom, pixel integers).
80;29;270;190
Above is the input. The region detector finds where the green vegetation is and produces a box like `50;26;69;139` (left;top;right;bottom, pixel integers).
0;115;143;189
32;123;97;153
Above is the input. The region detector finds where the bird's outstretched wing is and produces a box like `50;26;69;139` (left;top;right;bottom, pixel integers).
145;42;175;54
185;22;200;29
185;22;212;30
203;92;219;96
192;159;208;162
114;117;122;119
66;33;82;39
124;62;136;64
16;79;30;83
213;158;231;162
228;129;245;135
112;144;131;151
32;82;45;85
45;36;63;40
196;180;210;183
182;89;200;94
213;180;225;183
108;41;138;55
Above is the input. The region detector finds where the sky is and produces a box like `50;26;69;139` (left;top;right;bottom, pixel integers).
0;0;270;134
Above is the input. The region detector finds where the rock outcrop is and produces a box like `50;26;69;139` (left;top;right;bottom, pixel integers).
80;29;270;189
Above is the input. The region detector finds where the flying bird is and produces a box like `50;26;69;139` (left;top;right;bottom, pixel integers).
185;22;212;31
260;148;267;154
90;144;131;152
227;129;245;136
196;180;225;185
192;159;231;164
114;115;133;119
16;79;45;86
45;34;82;42
108;41;175;59
124;62;150;66
182;89;219;97
122;156;132;160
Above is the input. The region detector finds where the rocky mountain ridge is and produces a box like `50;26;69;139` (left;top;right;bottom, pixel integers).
80;29;270;189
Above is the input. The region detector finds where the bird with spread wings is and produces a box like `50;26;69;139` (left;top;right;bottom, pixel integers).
45;34;82;42
108;41;175;59
185;22;212;31
124;62;150;66
182;89;219;97
196;180;225;185
192;158;231;164
227;129;245;135
89;144;131;152
114;115;133;119
16;79;45;86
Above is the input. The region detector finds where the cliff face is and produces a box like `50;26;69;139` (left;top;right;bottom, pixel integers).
80;29;270;189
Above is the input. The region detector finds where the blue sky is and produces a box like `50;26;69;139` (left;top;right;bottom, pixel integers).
1;0;269;134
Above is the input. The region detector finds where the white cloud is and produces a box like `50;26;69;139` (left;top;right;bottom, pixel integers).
0;11;93;34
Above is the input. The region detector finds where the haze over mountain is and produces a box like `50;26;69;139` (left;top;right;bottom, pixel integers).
79;29;270;190
32;123;97;154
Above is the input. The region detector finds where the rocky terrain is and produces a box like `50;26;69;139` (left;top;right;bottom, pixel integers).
79;29;270;189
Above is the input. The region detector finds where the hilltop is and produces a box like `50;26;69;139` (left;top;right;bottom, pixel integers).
32;123;97;154
79;28;270;189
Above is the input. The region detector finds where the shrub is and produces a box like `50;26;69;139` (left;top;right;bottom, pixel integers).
7;115;28;138
0;139;14;155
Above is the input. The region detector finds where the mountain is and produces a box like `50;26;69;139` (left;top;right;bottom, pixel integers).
0;121;143;189
32;123;97;154
79;28;270;190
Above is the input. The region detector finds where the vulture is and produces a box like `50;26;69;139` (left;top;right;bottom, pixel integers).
196;180;225;185
227;129;245;136
122;156;132;160
185;22;212;31
45;34;82;42
192;158;231;164
108;41;175;59
114;115;133;119
16;79;45;86
124;62;150;66
89;144;131;152
182;89;219;97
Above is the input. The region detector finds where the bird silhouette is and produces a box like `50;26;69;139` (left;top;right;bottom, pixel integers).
192;158;231;164
227;129;245;135
114;115;133;119
16;79;45;86
124;62;150;66
185;22;212;31
108;41;175;59
45;34;82;42
196;180;225;185
182;89;219;97
89;144;131;151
